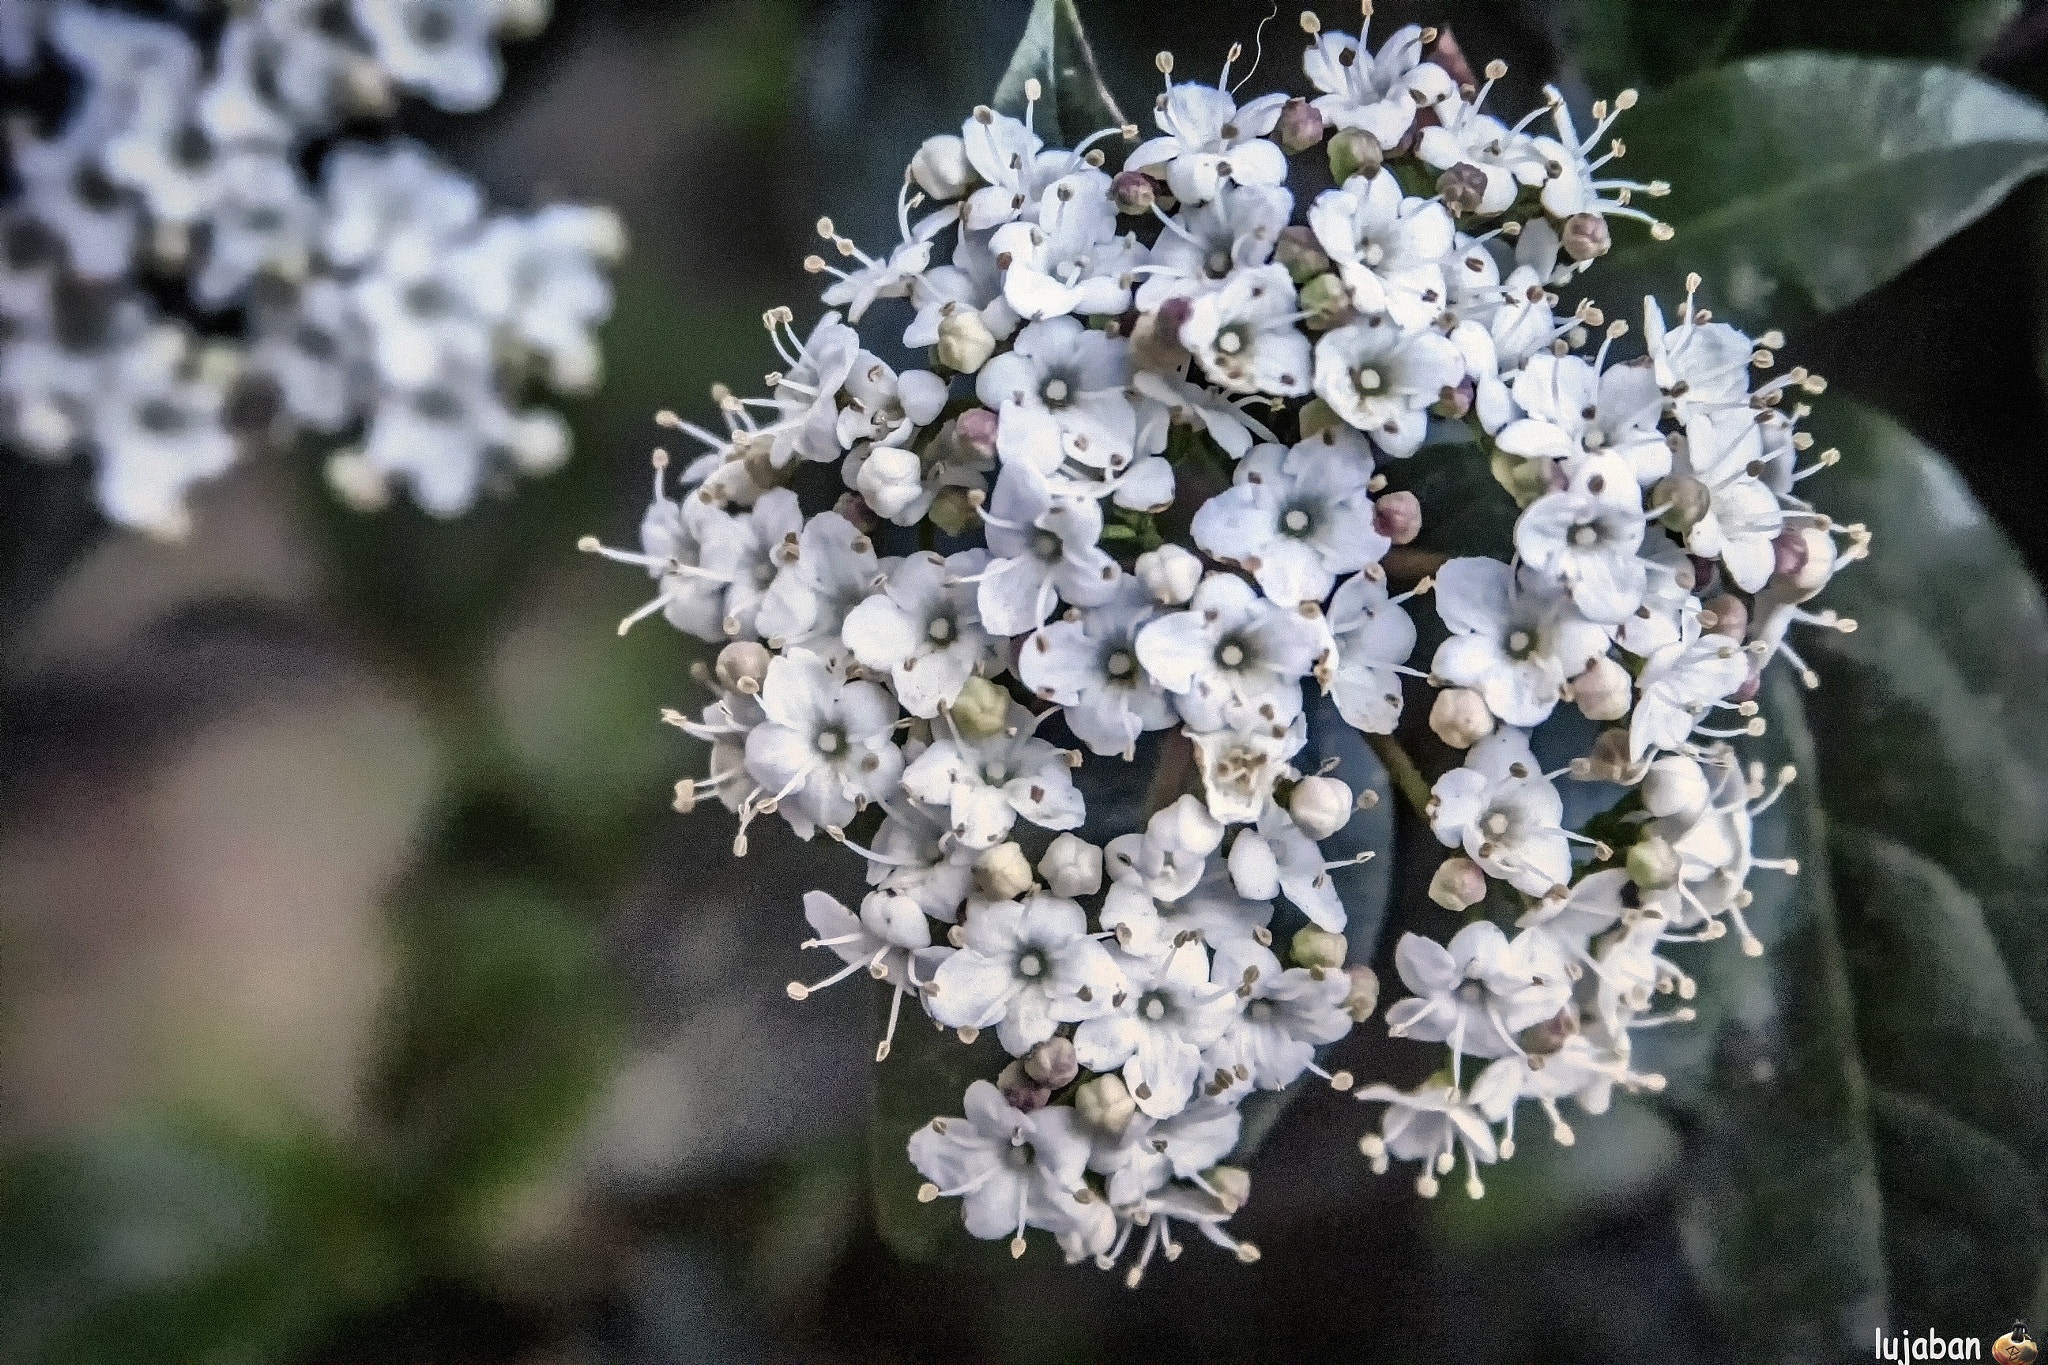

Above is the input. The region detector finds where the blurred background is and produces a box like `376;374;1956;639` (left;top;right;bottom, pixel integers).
4;1;2047;1360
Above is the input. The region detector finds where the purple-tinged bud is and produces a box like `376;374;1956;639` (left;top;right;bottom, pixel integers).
998;1059;1053;1113
833;491;877;531
1733;668;1762;703
1429;856;1488;912
1571;727;1648;786
955;406;999;458
1275;224;1331;284
1277;97;1326;154
1561;212;1612;262
1702;593;1747;640
1373;490;1423;545
1432;377;1475;420
1437;162;1489;217
1772;528;1809;580
1518;1006;1577;1057
1025;1036;1079;1088
1113;170;1159;216
716;641;771;695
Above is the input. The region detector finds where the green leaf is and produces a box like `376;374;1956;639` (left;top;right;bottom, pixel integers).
1601;56;2048;329
1646;399;2048;1345
1562;0;2020;97
992;0;1125;149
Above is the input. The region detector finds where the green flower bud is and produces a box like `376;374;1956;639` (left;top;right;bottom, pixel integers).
950;676;1010;738
1328;127;1384;185
1292;925;1348;970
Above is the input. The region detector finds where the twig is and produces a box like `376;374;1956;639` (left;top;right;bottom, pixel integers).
1365;732;1433;819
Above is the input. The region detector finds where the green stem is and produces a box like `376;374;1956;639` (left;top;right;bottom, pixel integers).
1365;732;1433;819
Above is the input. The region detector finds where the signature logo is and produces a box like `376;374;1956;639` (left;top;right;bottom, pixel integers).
1994;1322;2038;1365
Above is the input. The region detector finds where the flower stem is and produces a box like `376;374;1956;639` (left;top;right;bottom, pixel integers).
1365;732;1433;819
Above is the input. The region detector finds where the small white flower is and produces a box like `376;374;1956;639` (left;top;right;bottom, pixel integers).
928;893;1126;1055
1427;756;1573;896
977;462;1122;637
833;351;949;450
863;801;977;924
1102;794;1226;904
351;0;507;113
1511;455;1649;624
1643;287;1751;423
1629;627;1750;762
818;188;957;322
1301;22;1456;145
1191;431;1385;605
899;698;1086;849
790;889;931;1059
763;311;864;468
1430;557;1612;727
355;360;566;514
1417;103;1549;216
454;204;623;393
992;168;1143;321
755;508;882;653
1493;351;1670;485
1124;82;1289;207
1074;941;1239;1119
192;150;317;307
1202;938;1352;1093
1681;410;1785;592
740;647;903;839
1179;263;1311;397
1016;579;1175;759
1129;365;1276;461
691;487;804;641
1101;854;1272;959
960;106;1068;232
1308;172;1455;330
1312;317;1465;457
320;139;482;270
1226;802;1348;931
1135;573;1324;732
1186;714;1308;825
841;548;993;718
1136;181;1293;310
1090;1101;1242;1208
1355;1078;1499;1198
90;325;236;539
1326;569;1418;734
1383;923;1572;1065
250;277;364;433
904;226;1021;350
908;1081;1111;1253
976;316;1135;480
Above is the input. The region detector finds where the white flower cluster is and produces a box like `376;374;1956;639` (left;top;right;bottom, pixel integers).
0;0;619;536
589;11;1866;1277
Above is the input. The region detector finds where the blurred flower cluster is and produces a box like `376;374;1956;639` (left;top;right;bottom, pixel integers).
0;0;620;537
587;8;1865;1280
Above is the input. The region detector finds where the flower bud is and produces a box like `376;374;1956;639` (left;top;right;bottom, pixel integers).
1627;833;1682;890
716;640;771;694
955;406;999;458
855;443;925;520
1654;473;1711;535
1039;832;1103;898
1204;1165;1252;1212
1518;1006;1577;1057
1502;453;1556;506
1575;726;1648;786
1298;272;1353;331
1437;162;1489;217
1560;211;1612;262
1428;856;1488;911
1572;654;1633;722
1228;829;1281;900
910;133;971;200
1113;170;1159;216
1429;687;1494;749
1771;527;1808;580
950;676;1010;738
1328;127;1384;184
937;309;996;373
1287;775;1354;840
1343;964;1380;1021
1297;397;1341;440
1075;1073;1137;1136
1276;96;1326;154
1786;525;1836;595
1129;297;1193;372
833;490;877;532
1136;543;1203;605
1024;1036;1079;1088
1154;792;1226;858
927;485;980;536
1292;925;1348;969
998;1059;1052;1113
974;841;1035;900
1275;224;1330;284
1373;490;1421;545
1643;754;1709;821
1702;593;1747;640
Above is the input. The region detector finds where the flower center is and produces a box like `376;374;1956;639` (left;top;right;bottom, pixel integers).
927;617;954;642
1363;242;1386;267
1042;377;1070;404
1283;507;1311;534
816;727;845;756
1106;650;1135;677
1143;995;1168;1021
1205;248;1232;278
1249;1000;1274;1024
1353;365;1386;398
1217;325;1251;356
1484;811;1509;836
1031;528;1063;562
983;762;1009;784
1218;643;1246;668
1017;951;1045;978
1506;629;1533;656
1458;981;1487;1004
1571;523;1601;548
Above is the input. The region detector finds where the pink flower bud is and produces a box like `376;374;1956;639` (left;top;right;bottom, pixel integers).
1428;856;1487;912
955;406;999;458
1373;490;1422;544
1113;170;1158;216
1277;97;1326;154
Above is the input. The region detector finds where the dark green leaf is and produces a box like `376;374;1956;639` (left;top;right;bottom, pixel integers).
1601;56;2048;329
992;0;1125;149
1562;0;2018;97
1644;399;2048;1343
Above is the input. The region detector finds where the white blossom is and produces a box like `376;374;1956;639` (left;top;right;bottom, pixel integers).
928;893;1126;1055
1312;317;1464;457
899;699;1085;850
1191;430;1385;605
